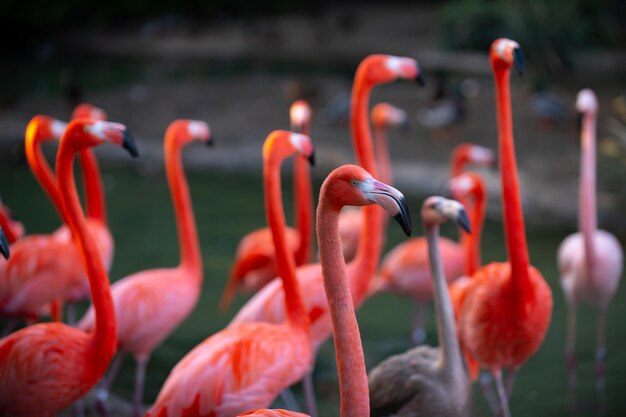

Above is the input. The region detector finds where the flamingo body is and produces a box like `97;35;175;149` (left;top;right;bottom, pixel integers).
239;410;308;417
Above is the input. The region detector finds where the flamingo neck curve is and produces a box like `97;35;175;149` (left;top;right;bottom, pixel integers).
580;108;597;280
79;149;107;224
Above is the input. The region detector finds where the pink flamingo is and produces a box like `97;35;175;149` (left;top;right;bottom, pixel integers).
144;130;315;417
0;118;137;417
219;100;314;310
229;54;422;415
557;89;623;412
454;39;553;417
338;102;408;263
239;164;412;417
373;143;493;345
79;120;213;417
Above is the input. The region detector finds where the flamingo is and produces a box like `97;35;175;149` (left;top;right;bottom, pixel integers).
0;118;137;417
229;54;422;414
144;130;315;417
557;89;623;412
373;143;494;345
239;164;412;417
0;201;25;244
454;38;553;417
219;100;314;310
78;119;213;417
338;102;408;263
369;196;471;417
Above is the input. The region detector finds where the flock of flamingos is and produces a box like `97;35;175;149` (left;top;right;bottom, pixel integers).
0;37;622;417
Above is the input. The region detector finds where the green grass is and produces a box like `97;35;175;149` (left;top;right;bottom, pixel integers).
1;157;625;417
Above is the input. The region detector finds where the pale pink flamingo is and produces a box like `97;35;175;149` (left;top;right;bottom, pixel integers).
219;100;314;310
229;54;422;415
143;130;315;417
454;39;553;417
369;196;471;417
557;89;623;412
0;117;137;417
373;143;493;345
79;119;213;417
238;164;412;417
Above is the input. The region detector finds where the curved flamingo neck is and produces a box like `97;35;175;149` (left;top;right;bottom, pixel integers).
264;144;308;329
293;155;313;265
373;125;392;185
25;123;67;224
493;63;530;293
426;223;464;381
350;72;384;299
165;131;202;277
56;137;116;369
79;150;107;224
580;109;597;278
317;197;370;417
450;148;469;178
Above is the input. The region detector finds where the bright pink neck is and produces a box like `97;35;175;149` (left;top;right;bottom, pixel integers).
293;154;313;265
579;108;597;279
264;139;308;329
56;132;116;373
317;196;370;417
165;129;202;277
79;150;107;224
493;62;530;293
373;125;392;185
460;180;486;276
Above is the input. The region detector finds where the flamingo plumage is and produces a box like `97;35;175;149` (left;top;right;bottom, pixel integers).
240;164;412;417
78;119;212;416
557;89;623;412
454;38;553;417
219;100;314;310
144;130;315;417
0;118;138;417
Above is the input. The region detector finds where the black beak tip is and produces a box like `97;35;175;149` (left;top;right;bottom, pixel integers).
308;151;316;167
122;130;139;158
576;112;583;130
207;134;215;147
416;73;426;88
457;209;472;234
0;228;9;260
513;47;525;77
394;213;412;237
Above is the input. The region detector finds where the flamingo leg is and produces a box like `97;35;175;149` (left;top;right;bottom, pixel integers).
478;371;500;416
302;372;318;417
504;367;517;398
66;302;78;325
493;368;511;417
279;388;301;411
565;303;577;405
95;351;126;417
133;356;148;417
411;301;428;345
595;308;607;417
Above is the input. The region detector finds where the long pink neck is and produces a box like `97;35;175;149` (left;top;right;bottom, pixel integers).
579;108;597;279
317;197;370;417
293;154;313;265
265;145;308;329
79;150;107;224
460;182;486;276
426;223;465;382
349;73;385;300
493;63;530;294
56;137;116;372
165;131;202;277
373;125;392;185
25;125;68;225
450;149;468;178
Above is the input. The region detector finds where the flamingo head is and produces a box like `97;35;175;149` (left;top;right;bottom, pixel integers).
264;130;315;167
289;100;312;134
576;89;598;115
0;200;24;243
25;115;68;145
64;118;138;158
448;172;485;202
421;196;471;233
72;103;108;121
371;103;408;130
167;119;214;147
491;38;524;75
0;227;9;260
360;54;425;87
467;144;495;168
320;164;412;236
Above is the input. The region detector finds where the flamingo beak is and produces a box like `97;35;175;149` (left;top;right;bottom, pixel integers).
513;47;524;76
122;130;139;158
456;207;471;234
207;133;215;147
369;180;412;236
0;228;9;260
416;73;426;87
308;149;316;167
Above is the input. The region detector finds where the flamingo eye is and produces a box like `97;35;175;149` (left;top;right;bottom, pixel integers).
351;180;358;186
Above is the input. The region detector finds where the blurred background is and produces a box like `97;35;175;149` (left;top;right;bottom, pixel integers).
1;0;625;416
